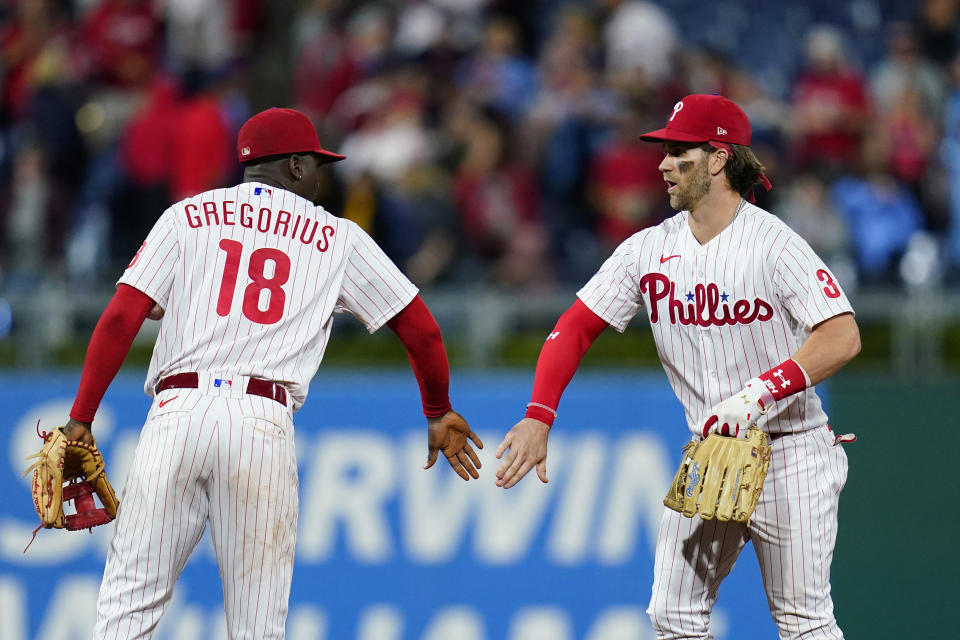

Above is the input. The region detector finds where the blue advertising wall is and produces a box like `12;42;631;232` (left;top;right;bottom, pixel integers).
0;372;781;640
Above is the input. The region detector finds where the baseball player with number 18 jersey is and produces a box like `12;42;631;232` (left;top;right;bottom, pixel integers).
58;107;483;639
495;94;860;639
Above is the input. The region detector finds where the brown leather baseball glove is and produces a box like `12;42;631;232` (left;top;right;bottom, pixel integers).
23;424;119;548
663;425;771;523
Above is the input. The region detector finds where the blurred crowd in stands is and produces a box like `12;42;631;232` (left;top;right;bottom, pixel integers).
2;0;960;298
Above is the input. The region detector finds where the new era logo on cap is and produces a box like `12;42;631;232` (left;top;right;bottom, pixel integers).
241;146;251;157
717;127;727;136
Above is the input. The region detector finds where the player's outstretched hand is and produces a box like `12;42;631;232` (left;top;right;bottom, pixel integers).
424;410;484;481
495;417;549;489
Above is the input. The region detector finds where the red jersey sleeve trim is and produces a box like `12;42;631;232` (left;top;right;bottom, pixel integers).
525;299;608;426
386;295;452;418
70;284;156;423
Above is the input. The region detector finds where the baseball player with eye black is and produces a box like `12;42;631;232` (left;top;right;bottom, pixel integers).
495;94;860;639
57;107;483;639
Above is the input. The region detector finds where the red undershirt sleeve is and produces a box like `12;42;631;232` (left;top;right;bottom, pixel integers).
525;299;609;426
70;284;156;423
386;295;452;418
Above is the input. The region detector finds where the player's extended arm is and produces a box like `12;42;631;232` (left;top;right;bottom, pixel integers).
495;299;609;489
386;295;483;481
701;312;861;438
64;284;156;444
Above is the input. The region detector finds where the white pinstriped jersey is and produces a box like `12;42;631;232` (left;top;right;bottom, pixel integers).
578;199;854;436
118;181;418;411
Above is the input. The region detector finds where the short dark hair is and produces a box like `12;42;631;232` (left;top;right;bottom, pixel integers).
241;151;338;168
241;153;289;167
701;143;766;197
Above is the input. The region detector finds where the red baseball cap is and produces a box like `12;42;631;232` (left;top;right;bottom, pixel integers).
639;94;752;148
237;107;346;164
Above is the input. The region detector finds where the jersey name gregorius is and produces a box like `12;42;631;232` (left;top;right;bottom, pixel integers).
118;182;418;411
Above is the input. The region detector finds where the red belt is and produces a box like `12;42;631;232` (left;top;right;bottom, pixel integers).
155;372;287;407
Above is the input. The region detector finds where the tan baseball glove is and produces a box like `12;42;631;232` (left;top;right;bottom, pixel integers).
23;424;119;546
664;425;771;523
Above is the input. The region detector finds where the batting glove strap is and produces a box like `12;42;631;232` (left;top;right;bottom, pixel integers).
743;377;775;412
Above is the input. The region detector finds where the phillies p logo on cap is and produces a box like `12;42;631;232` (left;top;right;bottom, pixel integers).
670;101;684;121
638;94;752;146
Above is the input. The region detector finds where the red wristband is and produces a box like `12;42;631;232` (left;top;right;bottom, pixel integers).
524;402;557;426
757;358;808;401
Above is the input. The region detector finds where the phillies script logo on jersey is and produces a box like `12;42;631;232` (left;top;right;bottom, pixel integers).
639;273;774;326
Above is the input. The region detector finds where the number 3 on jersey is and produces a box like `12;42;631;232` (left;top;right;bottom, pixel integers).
216;239;291;324
816;268;842;299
